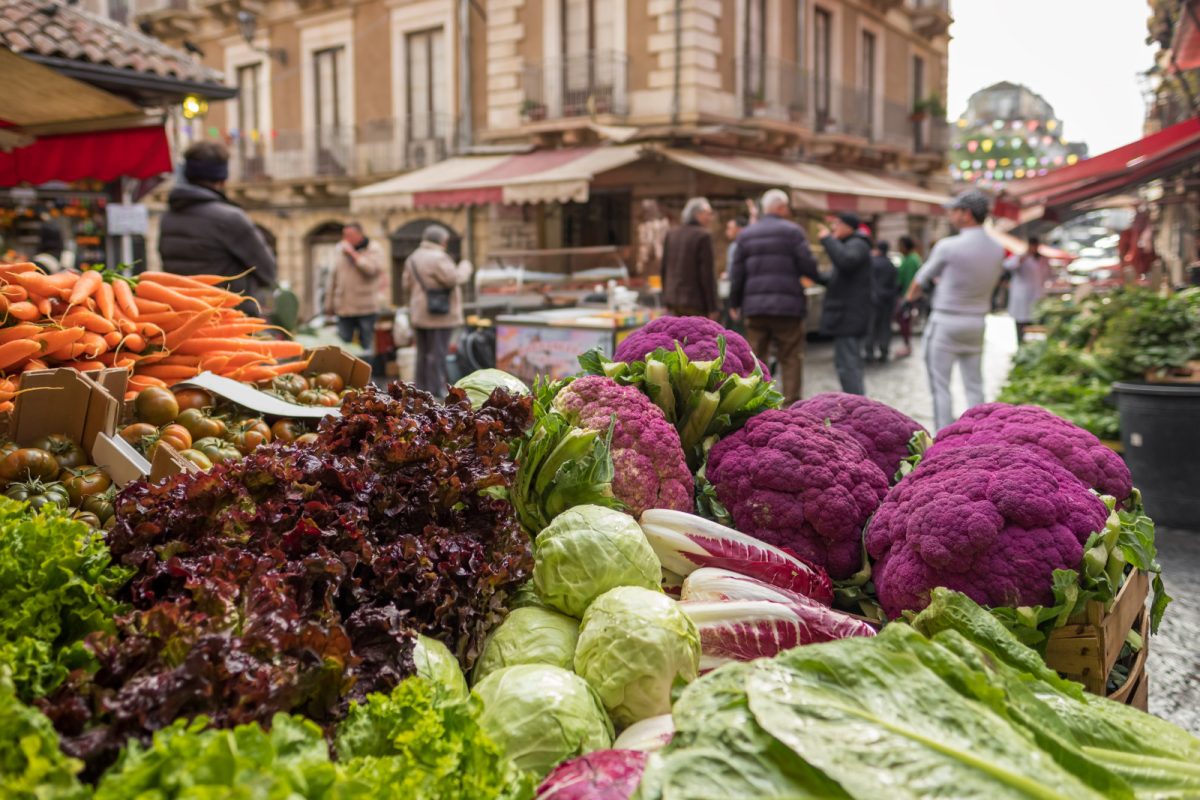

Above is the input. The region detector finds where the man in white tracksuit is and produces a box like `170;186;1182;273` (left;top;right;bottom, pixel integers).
905;191;1006;431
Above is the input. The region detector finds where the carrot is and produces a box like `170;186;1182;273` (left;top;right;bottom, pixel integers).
21;358;48;373
0;340;42;371
132;312;189;331
0;402;12;414
95;281;116;320
115;317;139;335
55;359;107;371
152;354;202;367
0;324;40;344
128;374;169;391
137;272;225;291
174;337;304;358
265;359;311;376
12;271;70;297
163;309;219;351
103;330;123;348
63;309;116;334
0;263;39;278
8;302;41;322
193;324;277;339
203;351;270;369
133;281;210;312
230;366;277;383
130;298;173;315
124;391;138;403
79;332;108;359
1;284;29;302
69;270;104;305
112;279;139;318
137;364;201;381
139;322;165;342
32;327;85;355
121;333;147;353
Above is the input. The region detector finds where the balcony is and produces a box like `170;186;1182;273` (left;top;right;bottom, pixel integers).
813;82;874;140
739;57;808;121
132;0;201;39
225;118;454;185
911;0;952;37
521;51;629;122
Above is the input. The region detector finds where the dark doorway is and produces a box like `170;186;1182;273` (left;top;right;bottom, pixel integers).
560;190;631;248
390;219;462;306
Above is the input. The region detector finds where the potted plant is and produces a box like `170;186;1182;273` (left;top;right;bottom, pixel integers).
911;94;946;122
520;98;546;122
750;90;768;112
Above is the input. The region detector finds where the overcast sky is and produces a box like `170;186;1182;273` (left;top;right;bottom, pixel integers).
947;1;1158;155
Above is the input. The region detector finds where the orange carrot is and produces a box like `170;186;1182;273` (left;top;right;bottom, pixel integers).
132;312;189;331
79;332;108;359
174;337;303;358
230;365;277;383
0;340;42;371
115;317;138;335
203;351;270;369
12;271;70;297
121;333;147;353
130;298;173;315
0;262;39;276
192;322;280;339
0;402;12;414
69;270;103;305
33;296;52;316
95;281;116;320
152;354;202;366
137;364;201;381
128;374;169;391
0;324;40;344
55;359;107;371
133;281;210;312
8;302;41;322
32;327;85;354
1;285;28;302
63;309;116;334
138;322;165;342
266;359;311;376
112;279;139;317
163;309;219;351
103;330;123;348
137;272;226;291
21;358;48;373
124;391;138;403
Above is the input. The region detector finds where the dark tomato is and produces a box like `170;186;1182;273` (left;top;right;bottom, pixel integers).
271;419;306;443
134;386;180;426
30;434;87;470
177;448;214;471
119;423;159;453
4;479;70;511
60;466;112;506
273;374;309;396
311;372;345;393
176;408;226;440
0;448;60;483
173;387;215;412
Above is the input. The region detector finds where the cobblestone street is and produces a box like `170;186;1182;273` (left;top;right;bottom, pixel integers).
803;314;1199;734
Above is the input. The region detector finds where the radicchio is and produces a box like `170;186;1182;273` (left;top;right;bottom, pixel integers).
639;509;834;605
535;750;648;800
612;714;675;753
681;599;876;671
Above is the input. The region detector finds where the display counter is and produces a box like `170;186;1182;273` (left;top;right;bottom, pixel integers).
495;307;659;383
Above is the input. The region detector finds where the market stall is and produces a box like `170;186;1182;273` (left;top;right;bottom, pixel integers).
495;306;657;383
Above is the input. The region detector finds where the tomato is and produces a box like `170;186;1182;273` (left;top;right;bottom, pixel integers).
134;386;180;426
227;421;270;456
60;466;112;506
176;408;227;440
193;436;241;465
178;448;214;471
4;479;70;511
173;387;214;412
0;448;60;484
119;423;159;452
297;388;340;407
158;423;192;452
71;510;102;529
270;419;307;443
242;418;272;442
311;372;345;393
273;374;309;396
80;486;115;524
0;441;17;460
294;432;319;445
31;434;88;470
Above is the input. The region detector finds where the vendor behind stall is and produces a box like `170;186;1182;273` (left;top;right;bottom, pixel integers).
661;197;718;319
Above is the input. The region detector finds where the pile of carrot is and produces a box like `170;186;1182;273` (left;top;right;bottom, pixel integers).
0;263;308;407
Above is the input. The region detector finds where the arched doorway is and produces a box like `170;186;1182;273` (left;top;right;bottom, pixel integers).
390;219;461;306
305;221;344;317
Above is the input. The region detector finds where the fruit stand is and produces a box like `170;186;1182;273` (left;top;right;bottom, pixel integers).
0;264;1196;800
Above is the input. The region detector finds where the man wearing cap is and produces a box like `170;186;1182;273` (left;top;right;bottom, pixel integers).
159;141;278;310
906;190;1006;431
729;188;823;405
816;213;874;395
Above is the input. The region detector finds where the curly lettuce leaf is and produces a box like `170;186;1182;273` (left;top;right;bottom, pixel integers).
0;670;87;800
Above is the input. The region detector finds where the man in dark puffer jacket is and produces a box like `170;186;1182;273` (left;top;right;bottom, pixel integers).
817;212;873;395
159;141;277;312
729;189;823;405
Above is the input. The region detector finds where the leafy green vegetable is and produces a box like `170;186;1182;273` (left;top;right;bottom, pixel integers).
454;369;530;409
335;677;534;799
0;669;88;800
413;635;469;701
472;606;579;685
0;497;130;701
532;505;662;618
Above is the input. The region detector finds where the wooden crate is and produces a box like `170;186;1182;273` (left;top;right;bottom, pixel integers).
1044;568;1149;696
1105;608;1149;710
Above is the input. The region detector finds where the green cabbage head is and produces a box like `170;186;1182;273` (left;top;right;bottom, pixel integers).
534;505;662;618
412;634;467;700
454;369;530;408
574;586;700;728
472;606;579;685
474;664;613;778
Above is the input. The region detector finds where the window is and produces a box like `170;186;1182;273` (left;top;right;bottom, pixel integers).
407;28;447;140
744;0;767;104
313;46;346;174
236;64;264;178
813;7;832;124
912;54;926;148
861;30;877;135
561;0;615;114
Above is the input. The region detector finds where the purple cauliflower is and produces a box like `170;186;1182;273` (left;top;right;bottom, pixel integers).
793;392;927;481
926;403;1132;502
613;316;768;378
866;443;1110;619
706;409;889;579
552;375;693;517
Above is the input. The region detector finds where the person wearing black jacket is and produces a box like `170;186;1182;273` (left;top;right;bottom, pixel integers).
816;213;873;395
866;240;900;363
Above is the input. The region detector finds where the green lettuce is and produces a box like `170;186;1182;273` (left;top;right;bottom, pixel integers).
472;606;579;685
0;670;88;800
0;497;131;701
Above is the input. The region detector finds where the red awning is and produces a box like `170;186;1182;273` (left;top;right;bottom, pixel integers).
998;117;1200;219
1172;0;1200;72
0;125;171;187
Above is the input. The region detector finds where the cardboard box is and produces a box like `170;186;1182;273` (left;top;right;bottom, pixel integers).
304;345;372;389
10;368;149;488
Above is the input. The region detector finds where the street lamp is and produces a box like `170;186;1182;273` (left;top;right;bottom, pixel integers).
236;10;288;66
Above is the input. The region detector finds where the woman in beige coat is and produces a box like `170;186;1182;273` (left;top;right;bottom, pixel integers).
402;225;472;393
326;222;387;371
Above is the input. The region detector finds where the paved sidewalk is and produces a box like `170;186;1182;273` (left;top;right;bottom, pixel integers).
802;316;1199;734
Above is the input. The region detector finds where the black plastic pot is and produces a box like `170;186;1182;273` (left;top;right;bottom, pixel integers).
1113;381;1200;529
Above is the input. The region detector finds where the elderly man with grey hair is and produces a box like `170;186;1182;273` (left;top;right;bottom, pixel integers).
729;188;822;405
660;196;718;318
403;223;473;393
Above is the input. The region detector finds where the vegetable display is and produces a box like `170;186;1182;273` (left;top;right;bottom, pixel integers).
793;392;928;482
612;315;767;378
533;505;663;618
706;409;890;579
535;750;648;800
473;606;580;684
456;368;531;408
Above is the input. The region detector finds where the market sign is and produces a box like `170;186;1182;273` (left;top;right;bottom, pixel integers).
105;202;148;236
